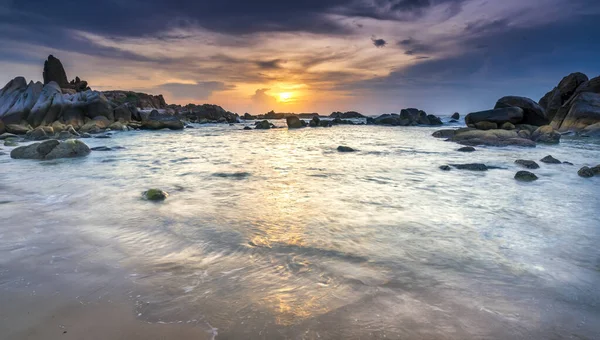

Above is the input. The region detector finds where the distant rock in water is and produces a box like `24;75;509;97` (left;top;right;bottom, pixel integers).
457;146;476;152
10;139;90;160
577;165;599;178
369;108;443;127
439;165;451;171
286;116;306;129
143;189;168;201
255;120;272;129
451;112;460;120
515;160;540;169
540;155;562;164
141;110;184;130
450;163;490;171
514;171;538;182
330;111;365;119
337;146;356;152
450;129;536;147
212;172;251;179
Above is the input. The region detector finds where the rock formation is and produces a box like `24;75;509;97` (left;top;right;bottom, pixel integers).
368;108;443;126
43;55;89;92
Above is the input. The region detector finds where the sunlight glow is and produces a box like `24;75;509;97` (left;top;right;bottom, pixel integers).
278;92;293;103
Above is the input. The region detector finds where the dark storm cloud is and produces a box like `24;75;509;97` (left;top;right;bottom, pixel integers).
372;37;387;47
256;59;285;70
397;38;434;55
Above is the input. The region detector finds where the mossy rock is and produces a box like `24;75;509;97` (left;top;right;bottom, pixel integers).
143;189;168;201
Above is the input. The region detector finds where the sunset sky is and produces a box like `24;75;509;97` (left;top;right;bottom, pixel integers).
0;0;599;115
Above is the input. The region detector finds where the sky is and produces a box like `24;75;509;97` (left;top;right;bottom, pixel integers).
0;0;599;115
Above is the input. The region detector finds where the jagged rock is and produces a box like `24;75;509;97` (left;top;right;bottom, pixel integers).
495;96;548;126
141;110;184;130
514;171;538;182
27;81;63;127
531;125;561;144
104;91;167;110
10;139;90;160
43;55;69;87
540;155;561;164
474;121;498;130
286;116;306;129
451;112;460;120
515;160;540;169
540;72;589;121
465;107;524;125
553;92;600;132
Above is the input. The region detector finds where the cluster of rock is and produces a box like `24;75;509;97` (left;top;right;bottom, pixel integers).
366;108;443;126
175;104;240;124
0;55;185;138
10;139;91;160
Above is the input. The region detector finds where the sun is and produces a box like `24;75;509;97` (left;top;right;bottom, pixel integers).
278;92;293;103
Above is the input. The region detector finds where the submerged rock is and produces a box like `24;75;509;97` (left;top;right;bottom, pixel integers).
451;112;460;120
243;126;252;130
514;171;538;182
337;146;356;152
142;189;168;201
254;120;272;129
515;160;540;169
450;163;489;171
540;155;561;164
439;165;451;171
457;146;476;152
577;166;596;178
10;139;90;160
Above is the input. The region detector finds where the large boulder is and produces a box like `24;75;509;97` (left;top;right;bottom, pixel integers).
465;107;524;125
539;72;589;121
43;55;70;88
0;119;4;134
495;96;548;126
113;103;136;122
5;122;32;134
141;110;184;130
27;81;64;127
553;92;600;132
10;139;90;160
450;129;536;147
531;125;561;144
0;77;29;123
1;80;43;125
370;114;409;126
286;116;306;129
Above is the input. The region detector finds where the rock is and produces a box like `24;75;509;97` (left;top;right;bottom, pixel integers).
370;114;408;126
94;135;111;139
515;160;540;169
243;126;252;130
43;55;70;88
103;91;167;110
27;81;63;127
255;120;272;130
531;125;561;144
439;165;451;171
113;103;136;122
577;166;595;178
286;116;306;129
593;165;600;175
57;131;75;140
5;123;32;134
514;171;538;182
108;121;127;131
309;116;321;127
465;107;524;125
451;112;460;120
25;126;53;141
0;120;4;134
450;163;489;171
540;155;561;164
427;115;443;125
141;110;184;130
91;146;113;151
0;133;17;140
80;117;110;134
10;139;90;160
500;122;515;130
330;111;365;119
51;120;66;133
517;130;531;139
1;80;43;125
540;72;589;121
451;129;536;147
474;121;498;130
142;189;168;201
495;96;548;126
563;161;574;166
553;92;600;132
581;122;600;136
337;146;356;152
4;140;18;147
457;146;476;152
0;77;29;123
432;128;474;138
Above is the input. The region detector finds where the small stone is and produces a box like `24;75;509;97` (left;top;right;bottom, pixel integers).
450;163;488;171
439;165;451;171
143;189;168;201
91;146;113;151
563;161;574;166
577;166;595;178
515;160;540;169
540;155;561;164
337;146;356;152
515;171;538;182
501;122;515;130
457;146;476;152
243;126;252;130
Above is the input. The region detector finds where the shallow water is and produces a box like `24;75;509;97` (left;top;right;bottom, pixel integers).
1;122;599;339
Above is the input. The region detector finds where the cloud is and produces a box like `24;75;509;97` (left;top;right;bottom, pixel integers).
397;37;434;56
256;59;285;70
371;37;387;47
153;81;235;101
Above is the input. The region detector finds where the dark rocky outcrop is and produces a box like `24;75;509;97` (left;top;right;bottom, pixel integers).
515;160;540;169
286;116;306;129
457;146;476;152
450;163;490;171
494;96;548;126
43;55;88;92
514;171;538;182
103;91;167;110
451;112;460;120
142;189;168;201
531;125;561;144
141;110;184;130
330;111;365;119
369;108;443;127
465;107;524;126
540;72;588;121
439;165;451;171
255;120;273;129
177;104;239;123
10;139;90;160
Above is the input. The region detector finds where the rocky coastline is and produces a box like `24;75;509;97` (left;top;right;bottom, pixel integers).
0;55;598;179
